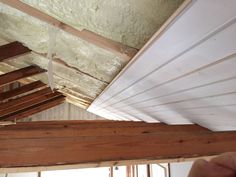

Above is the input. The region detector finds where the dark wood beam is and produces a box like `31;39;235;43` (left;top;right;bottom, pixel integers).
10;120;208;133
0;91;62;116
0;120;235;168
0;41;31;61
0;66;46;87
0;87;52;110
0;81;46;101
0;95;65;121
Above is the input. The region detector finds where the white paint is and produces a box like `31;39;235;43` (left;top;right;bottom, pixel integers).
89;0;236;130
0;172;38;177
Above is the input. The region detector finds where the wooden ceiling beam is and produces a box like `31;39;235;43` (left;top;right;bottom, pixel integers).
0;91;62;117
0;95;65;121
0;41;31;61
0;0;138;60
0;80;46;101
0;120;235;168
0;87;52;110
0;65;46;87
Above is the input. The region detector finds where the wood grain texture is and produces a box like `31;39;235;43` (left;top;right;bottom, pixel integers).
0;41;31;61
0;120;235;168
0;65;46;86
0;95;65;121
0;87;52;110
0;81;46;101
0;91;62;116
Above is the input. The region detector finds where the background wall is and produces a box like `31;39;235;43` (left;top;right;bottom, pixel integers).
170;162;193;177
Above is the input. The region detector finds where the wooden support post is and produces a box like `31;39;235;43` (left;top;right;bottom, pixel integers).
0;66;46;87
0;120;235;169
0;41;31;61
147;165;151;177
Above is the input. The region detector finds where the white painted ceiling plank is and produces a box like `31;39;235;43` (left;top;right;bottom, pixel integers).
91;0;236;107
98;23;236;110
89;0;236;130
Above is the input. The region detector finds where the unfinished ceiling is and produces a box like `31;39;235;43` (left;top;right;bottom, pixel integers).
0;0;184;108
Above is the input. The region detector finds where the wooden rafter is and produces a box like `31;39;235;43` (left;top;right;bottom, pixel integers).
0;65;46;87
0;41;31;61
0;120;235;169
0;80;46;101
0;87;52;110
0;0;138;60
0;91;62;116
0;80;65;120
0;95;65;121
0;90;62;116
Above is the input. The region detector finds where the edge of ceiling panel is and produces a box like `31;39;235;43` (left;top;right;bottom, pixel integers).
87;0;194;120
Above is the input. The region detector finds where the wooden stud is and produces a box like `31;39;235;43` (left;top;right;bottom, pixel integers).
0;65;46;87
0;41;31;61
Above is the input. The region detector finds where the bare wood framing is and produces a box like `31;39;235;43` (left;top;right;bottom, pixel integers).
0;65;46;87
0;87;52;110
0;95;65;121
0;0;138;60
0;81;46;101
0;41;31;61
0;120;235;169
0;91;62;117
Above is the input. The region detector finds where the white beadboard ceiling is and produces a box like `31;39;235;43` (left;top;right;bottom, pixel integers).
88;0;236;131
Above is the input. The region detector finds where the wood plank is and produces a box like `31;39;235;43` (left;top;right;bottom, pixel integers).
0;65;46;87
0;120;235;168
0;87;52;110
0;0;138;60
0;95;65;121
0;81;46;101
0;91;62;117
0;122;210;138
0;41;31;61
7;120;208;132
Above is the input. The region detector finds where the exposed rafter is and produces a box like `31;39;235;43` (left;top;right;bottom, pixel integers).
0;0;138;60
0;65;46;87
0;87;53;112
0;41;31;61
0;95;65;121
0;80;46;101
0;120;236;169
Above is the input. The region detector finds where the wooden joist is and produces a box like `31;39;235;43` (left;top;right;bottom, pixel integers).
0;120;236;168
0;90;62;116
0;87;52;110
0;95;65;121
0;81;46;101
0;65;46;86
0;41;31;61
0;0;138;60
